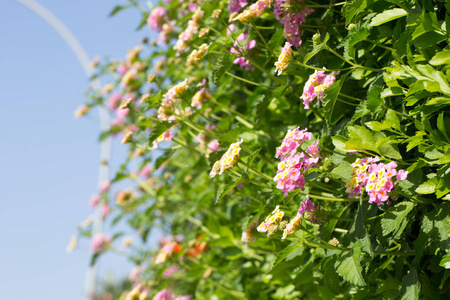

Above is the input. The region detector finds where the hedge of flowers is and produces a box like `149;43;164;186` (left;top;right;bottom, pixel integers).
72;0;450;299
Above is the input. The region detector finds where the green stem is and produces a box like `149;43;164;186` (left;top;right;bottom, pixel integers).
225;71;265;87
251;23;277;58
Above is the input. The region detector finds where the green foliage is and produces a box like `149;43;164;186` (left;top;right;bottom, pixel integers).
76;0;450;298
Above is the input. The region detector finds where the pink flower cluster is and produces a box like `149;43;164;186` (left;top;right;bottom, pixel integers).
274;0;314;47
274;42;292;76
230;32;257;70
346;157;408;205
301;69;338;109
297;196;321;223
174;9;203;54
229;0;248;13
147;7;168;31
274;128;321;196
153;289;192;300
91;233;112;253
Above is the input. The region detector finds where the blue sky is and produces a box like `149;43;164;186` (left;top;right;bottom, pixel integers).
0;1;156;298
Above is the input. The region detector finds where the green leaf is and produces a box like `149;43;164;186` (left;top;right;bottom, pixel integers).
322;74;349;126
334;240;366;286
212;54;230;85
218;128;240;145
348;125;375;151
430;50;450;66
268;28;284;51
148;122;172;146
400;268;420;300
215;180;242;203
109;5;131;17
349;203;373;256
90;252;101;266
268;243;301;273
381;202;415;236
366;84;383;112
136;12;149;30
385;109;401;131
370;8;408;27
344;0;367;25
440;254;450;269
244;148;261;172
331;161;353;182
304;33;329;63
415;179;437;194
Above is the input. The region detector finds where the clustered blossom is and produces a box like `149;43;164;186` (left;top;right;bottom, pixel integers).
209;139;243;177
153;129;174;149
229;0;248;14
116;189;136;206
187;43;209;66
158;79;190;121
147;7;168;31
230;32;256;70
274;42;292;75
274;0;314;47
297;196;323;223
274;127;321;196
91;233;112;253
257;206;285;236
155;240;182;264
282;213;302;239
301;69;338;109
233;0;273;22
74;104;89;118
124;283;150;300
153;289;192;300
174;8;203;54
346;157;408;205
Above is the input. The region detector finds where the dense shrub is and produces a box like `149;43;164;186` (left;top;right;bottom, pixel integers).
74;0;450;298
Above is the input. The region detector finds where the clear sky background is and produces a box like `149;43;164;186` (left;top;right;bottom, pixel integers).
0;1;156;299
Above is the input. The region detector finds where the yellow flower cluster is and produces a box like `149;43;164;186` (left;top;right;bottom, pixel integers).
274;42;292;76
116;189;136;206
282;214;302;239
209;139;243;177
186;43;209;66
233;0;273;22
257;206;285;236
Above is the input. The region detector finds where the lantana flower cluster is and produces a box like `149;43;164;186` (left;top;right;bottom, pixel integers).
91;233;112;253
274;42;292;76
300;69;338;109
274;0;314;47
154;240;183;264
174;8;203;54
257;205;285;236
229;0;248;14
346;157;408;205
230;32;257;70
116;189;136;206
158;79;190;122
209;139;243;177
186;43;209;66
124;283;150;300
232;0;273;22
274;127;321;196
